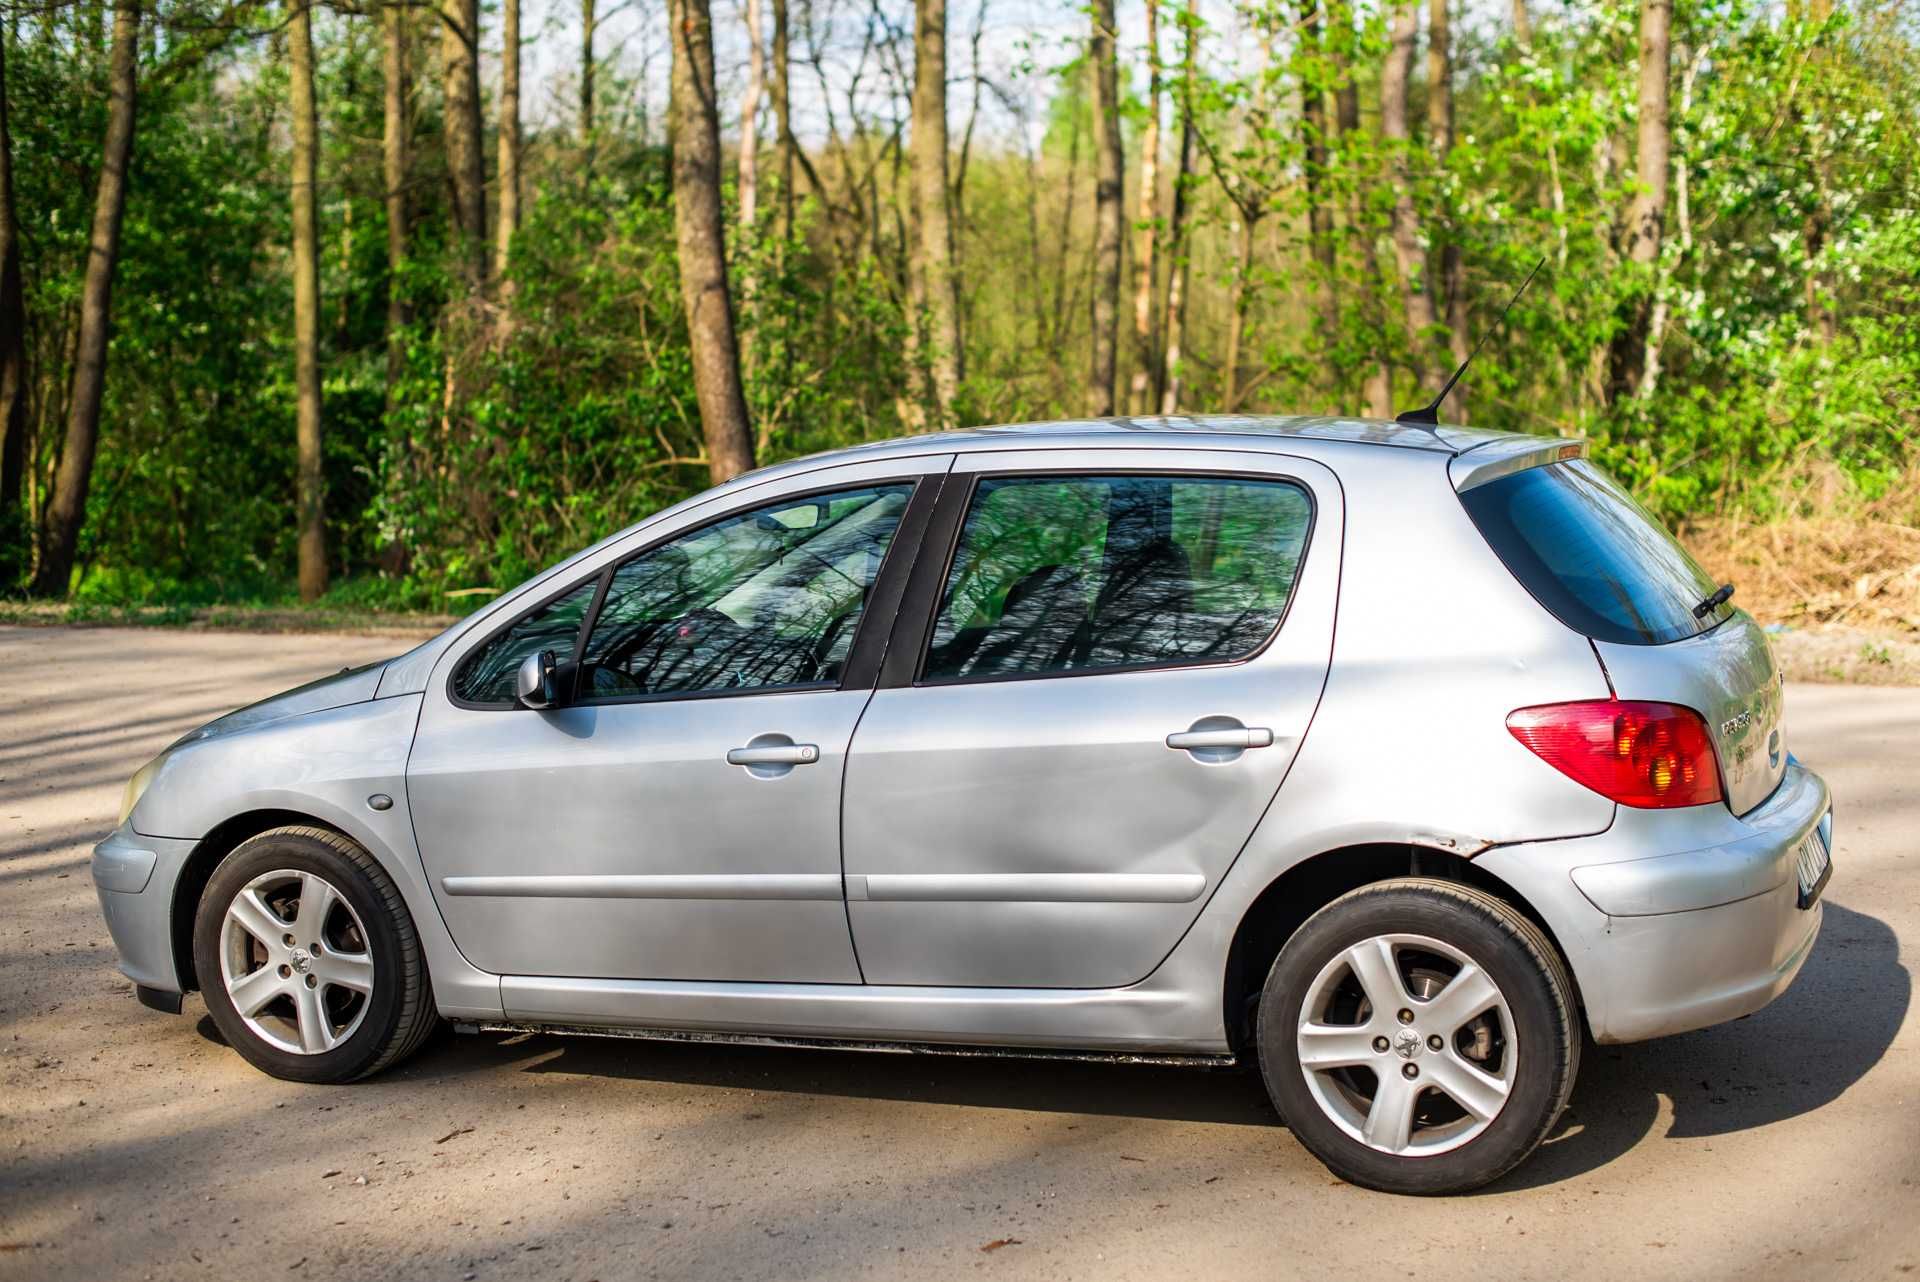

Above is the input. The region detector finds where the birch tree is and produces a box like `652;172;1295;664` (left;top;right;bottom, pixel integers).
1087;0;1123;416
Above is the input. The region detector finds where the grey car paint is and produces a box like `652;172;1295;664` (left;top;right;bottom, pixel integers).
100;415;1828;1057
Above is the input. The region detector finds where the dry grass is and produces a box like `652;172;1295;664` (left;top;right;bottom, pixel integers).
1683;516;1920;635
1682;462;1920;636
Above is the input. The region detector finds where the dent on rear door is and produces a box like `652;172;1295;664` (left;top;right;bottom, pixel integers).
838;452;1344;990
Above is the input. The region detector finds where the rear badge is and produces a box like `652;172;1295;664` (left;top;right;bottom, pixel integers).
1721;709;1753;738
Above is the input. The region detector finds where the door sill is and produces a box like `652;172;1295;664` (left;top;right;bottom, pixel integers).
496;973;1233;1057
461;1020;1238;1068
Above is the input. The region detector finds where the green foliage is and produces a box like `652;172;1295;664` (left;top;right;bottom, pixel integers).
4;0;1917;609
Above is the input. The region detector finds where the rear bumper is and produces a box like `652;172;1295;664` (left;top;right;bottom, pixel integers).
1475;762;1831;1044
93;824;198;999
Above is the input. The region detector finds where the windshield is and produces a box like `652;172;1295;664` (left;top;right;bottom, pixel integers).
1458;460;1730;646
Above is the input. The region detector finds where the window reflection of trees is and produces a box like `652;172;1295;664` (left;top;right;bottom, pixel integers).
578;485;911;698
453;581;599;704
927;475;1311;681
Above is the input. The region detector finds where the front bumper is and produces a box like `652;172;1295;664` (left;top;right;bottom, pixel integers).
93;824;199;998
1475;762;1831;1044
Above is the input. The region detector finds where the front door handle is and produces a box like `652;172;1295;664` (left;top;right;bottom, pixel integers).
727;743;820;767
1166;726;1275;751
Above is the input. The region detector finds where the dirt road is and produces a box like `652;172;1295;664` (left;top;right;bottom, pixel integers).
1;625;1915;1280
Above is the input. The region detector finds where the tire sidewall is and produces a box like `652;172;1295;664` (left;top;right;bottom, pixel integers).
193;831;408;1084
1257;887;1567;1195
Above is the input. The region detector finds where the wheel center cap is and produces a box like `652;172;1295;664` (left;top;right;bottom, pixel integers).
289;947;313;974
1393;1028;1422;1059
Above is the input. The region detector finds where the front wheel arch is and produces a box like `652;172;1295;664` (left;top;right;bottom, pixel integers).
170;809;365;992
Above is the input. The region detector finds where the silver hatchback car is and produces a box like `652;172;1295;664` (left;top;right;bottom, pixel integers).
94;417;1832;1194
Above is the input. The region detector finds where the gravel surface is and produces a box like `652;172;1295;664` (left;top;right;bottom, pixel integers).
1;624;1915;1281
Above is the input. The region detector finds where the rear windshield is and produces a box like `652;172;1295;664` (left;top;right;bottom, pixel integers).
1458;460;1729;646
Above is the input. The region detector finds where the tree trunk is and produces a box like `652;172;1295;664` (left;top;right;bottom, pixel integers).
0;23;28;536
1607;0;1670;402
382;0;410;396
1511;0;1531;45
1426;0;1469;418
738;0;763;231
1299;0;1338;345
911;0;960;423
771;0;793;240
1334;46;1393;414
440;0;485;286
1379;0;1437;378
668;0;755;483
288;0;326;600
495;0;521;284
1224;216;1258;411
1157;0;1198;414
33;0;138;597
1086;0;1123;417
579;0;595;147
1126;0;1161;414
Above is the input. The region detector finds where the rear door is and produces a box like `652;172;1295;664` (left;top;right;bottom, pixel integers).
840;449;1342;989
1455;456;1785;814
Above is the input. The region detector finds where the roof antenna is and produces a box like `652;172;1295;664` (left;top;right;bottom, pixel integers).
1396;256;1546;429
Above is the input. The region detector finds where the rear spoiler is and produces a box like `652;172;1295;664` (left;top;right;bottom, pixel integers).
1448;436;1587;492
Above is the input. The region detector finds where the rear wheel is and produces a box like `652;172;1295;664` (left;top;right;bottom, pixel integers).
193;826;438;1083
1256;878;1579;1195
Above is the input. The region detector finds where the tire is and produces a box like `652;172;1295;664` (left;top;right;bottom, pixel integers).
1255;878;1579;1195
193;826;439;1084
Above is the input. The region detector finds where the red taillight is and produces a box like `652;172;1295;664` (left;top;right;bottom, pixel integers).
1506;700;1724;808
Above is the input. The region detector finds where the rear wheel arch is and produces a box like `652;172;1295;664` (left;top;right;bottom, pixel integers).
1221;844;1582;1056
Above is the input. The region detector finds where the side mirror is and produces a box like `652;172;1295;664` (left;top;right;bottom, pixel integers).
516;649;560;710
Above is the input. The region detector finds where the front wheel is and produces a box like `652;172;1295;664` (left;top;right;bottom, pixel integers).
1256;878;1580;1195
193;826;438;1083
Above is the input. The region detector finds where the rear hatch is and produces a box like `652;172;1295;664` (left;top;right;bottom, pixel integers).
1455;452;1786;815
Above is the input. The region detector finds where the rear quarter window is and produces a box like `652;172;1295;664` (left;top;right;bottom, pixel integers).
1458;459;1728;646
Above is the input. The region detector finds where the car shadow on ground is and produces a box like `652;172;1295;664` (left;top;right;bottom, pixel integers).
197;901;1907;1187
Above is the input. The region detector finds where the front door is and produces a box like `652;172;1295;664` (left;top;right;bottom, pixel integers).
842;451;1341;988
408;475;929;982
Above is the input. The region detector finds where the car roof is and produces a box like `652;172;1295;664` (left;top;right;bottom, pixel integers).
761;415;1547;479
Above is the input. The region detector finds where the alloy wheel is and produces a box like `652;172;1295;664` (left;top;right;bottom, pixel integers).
1294;932;1516;1156
219;868;375;1055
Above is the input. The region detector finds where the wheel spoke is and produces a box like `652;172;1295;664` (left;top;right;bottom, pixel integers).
1361;1072;1419;1153
227;964;286;1018
1421;962;1501;1034
318;949;374;996
227;888;288;948
1426;1052;1511;1122
1296;1022;1380;1070
293;983;336;1054
1344;937;1410;1016
294;872;339;941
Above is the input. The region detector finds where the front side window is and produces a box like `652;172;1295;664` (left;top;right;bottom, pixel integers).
575;483;914;699
924;474;1312;681
452;580;599;704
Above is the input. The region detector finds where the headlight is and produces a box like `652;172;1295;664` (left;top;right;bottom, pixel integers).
118;756;162;827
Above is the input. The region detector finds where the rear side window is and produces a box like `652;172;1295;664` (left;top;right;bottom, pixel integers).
924;474;1312;681
1458;460;1727;646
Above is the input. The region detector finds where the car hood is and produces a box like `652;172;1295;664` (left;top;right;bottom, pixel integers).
173;659;390;747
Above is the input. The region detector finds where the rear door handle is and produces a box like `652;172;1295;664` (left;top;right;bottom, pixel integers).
726;743;820;767
1166;727;1275;751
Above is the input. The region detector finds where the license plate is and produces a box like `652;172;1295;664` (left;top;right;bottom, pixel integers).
1795;813;1832;908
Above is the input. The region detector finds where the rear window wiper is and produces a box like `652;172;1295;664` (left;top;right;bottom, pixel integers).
1692;582;1735;619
